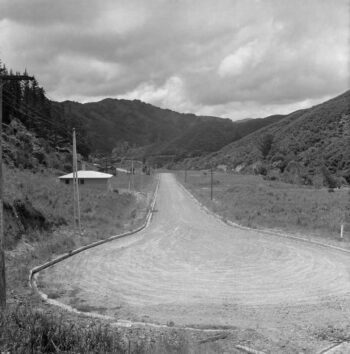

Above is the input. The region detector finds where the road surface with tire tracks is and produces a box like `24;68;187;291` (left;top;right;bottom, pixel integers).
39;173;350;352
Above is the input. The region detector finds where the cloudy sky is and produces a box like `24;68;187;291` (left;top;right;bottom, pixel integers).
0;0;349;120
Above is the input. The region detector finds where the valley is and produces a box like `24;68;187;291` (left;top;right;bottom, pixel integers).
1;58;350;353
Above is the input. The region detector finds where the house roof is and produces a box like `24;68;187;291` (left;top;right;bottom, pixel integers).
116;167;128;173
59;170;113;179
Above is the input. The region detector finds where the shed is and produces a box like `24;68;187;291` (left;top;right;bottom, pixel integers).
59;170;113;190
217;164;228;172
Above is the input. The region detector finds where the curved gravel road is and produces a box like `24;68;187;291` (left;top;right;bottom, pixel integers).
40;173;350;344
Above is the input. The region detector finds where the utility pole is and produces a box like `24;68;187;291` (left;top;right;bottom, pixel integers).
72;128;81;234
131;159;134;192
210;166;213;201
0;78;4;310
342;113;350;239
72;133;77;231
0;74;33;309
140;162;143;193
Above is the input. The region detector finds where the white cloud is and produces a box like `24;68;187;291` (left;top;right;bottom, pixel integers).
218;44;254;77
95;2;150;35
0;0;349;120
120;76;190;112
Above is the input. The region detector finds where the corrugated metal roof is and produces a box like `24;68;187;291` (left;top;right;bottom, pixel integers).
59;170;113;179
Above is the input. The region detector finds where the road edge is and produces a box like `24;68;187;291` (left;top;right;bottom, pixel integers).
28;175;244;333
29;177;160;305
176;177;350;255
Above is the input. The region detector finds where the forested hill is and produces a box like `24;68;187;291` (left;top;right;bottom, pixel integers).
0;60;90;158
0;59;285;165
54;98;284;159
190;90;350;184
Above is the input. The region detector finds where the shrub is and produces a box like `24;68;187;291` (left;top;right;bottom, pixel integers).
256;165;267;176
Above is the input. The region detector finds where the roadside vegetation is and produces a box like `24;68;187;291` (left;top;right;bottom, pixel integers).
0;303;195;354
177;170;349;245
1;166;164;353
4;166;156;249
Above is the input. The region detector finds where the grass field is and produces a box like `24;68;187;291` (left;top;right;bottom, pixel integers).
175;170;349;244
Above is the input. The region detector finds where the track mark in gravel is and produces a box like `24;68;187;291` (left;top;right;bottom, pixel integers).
40;173;350;326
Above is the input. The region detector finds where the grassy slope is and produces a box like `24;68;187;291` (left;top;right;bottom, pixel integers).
191;90;350;176
176;171;349;246
5;167;158;294
4;167;155;248
157;114;284;158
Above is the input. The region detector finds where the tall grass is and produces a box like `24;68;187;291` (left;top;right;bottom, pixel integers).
4;166;156;250
0;304;125;353
0;303;196;354
176;170;349;241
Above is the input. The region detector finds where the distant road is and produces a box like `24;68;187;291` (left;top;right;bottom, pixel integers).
41;173;350;341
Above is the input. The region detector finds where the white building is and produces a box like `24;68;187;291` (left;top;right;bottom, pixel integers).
59;170;113;190
217;164;228;172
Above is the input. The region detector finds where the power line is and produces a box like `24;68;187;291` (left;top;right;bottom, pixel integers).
3;87;64;124
2;93;69;133
3;89;57;125
3;91;51;121
3;96;56;128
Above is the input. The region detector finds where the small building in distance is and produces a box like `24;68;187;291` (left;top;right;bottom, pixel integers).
59;170;113;191
217;164;228;173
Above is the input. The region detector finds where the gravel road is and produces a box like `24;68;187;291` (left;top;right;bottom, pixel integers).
40;173;350;352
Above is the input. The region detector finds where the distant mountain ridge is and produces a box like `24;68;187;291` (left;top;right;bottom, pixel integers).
3;58;347;180
54;98;284;160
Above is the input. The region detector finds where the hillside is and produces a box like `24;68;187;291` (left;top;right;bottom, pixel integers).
1;58;285;172
54;99;284;160
155;114;284;158
188;90;350;184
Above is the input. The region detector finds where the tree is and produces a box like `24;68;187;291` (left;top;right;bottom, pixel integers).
321;165;338;188
258;134;274;160
112;141;129;160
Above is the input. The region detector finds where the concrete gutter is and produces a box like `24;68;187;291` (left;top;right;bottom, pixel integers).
28;175;243;333
29;176;160;299
27;172;282;354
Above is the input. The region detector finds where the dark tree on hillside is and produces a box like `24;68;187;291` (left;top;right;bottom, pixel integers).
258;134;274;160
0;58;91;157
321;165;338;188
